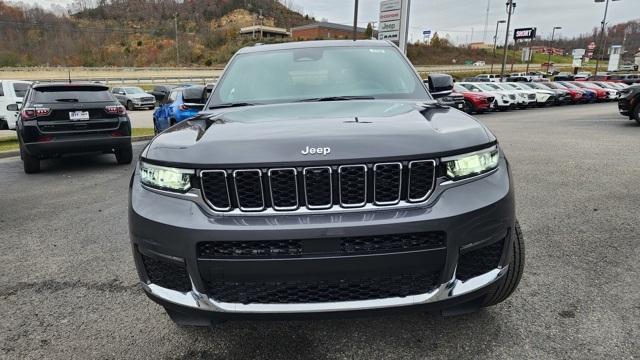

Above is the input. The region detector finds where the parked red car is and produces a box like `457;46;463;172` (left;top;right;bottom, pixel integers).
453;84;495;114
543;82;583;104
569;81;609;101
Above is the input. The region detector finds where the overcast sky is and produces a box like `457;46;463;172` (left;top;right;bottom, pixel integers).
17;0;640;45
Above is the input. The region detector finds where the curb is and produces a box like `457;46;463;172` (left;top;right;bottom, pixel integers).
0;136;155;160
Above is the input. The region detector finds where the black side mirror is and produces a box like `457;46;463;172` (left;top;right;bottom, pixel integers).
427;74;454;99
7;104;19;111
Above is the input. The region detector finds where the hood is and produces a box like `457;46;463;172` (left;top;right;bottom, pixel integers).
143;100;496;167
130;93;153;99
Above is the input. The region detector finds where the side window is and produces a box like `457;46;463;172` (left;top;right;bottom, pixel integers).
112;87;120;93
0;82;4;97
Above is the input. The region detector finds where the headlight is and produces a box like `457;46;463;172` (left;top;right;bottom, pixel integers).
139;162;194;192
443;146;499;180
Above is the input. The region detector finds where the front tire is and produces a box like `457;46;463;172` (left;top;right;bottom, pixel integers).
127;101;135;111
115;143;133;165
482;220;525;307
463;100;474;114
633;104;640;125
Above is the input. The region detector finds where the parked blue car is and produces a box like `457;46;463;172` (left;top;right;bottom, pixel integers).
152;85;207;133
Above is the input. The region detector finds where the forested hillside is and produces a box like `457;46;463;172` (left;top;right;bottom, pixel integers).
0;0;313;67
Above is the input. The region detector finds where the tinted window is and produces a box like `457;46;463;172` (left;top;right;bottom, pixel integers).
31;86;114;103
0;82;4;97
13;83;30;97
211;45;428;106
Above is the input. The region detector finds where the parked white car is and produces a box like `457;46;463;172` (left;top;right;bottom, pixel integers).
473;61;486;67
0;80;32;130
476;74;502;83
458;82;515;111
506;82;554;106
483;82;536;108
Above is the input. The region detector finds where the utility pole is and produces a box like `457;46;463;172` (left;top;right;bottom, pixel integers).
483;0;491;43
594;0;621;75
500;0;516;81
353;0;359;41
491;20;506;73
174;13;179;67
259;9;264;40
546;26;562;73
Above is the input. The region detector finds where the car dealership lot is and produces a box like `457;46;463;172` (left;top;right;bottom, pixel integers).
0;103;638;359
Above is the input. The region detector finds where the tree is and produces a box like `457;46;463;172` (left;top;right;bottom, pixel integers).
365;23;373;38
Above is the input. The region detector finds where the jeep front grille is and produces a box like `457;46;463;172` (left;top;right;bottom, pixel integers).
200;160;436;213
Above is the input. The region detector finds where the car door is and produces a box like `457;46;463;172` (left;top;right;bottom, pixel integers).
111;88;125;105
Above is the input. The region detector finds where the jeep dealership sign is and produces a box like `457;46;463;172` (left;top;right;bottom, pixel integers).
513;28;537;40
378;0;410;53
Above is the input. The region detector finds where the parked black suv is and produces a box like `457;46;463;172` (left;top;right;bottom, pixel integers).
129;41;524;326
15;83;132;173
618;84;640;124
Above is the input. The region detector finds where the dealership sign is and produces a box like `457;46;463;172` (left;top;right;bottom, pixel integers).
378;0;409;50
513;28;537;40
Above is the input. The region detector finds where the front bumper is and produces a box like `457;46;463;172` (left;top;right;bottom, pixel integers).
129;157;515;318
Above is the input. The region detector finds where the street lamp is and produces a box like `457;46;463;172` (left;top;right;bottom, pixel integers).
594;0;622;75
546;26;562;73
500;0;516;81
490;20;506;73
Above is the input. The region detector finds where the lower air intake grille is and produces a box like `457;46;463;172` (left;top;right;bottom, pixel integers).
457;239;505;281
197;232;446;259
141;253;191;292
205;271;441;304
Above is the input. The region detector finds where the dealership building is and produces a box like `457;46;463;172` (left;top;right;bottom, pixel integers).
291;22;370;40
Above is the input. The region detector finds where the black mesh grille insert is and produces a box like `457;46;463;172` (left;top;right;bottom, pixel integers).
342;232;446;255
198;240;303;259
205;271;441;304
339;165;367;207
408;161;436;201
234;170;264;210
269;169;298;210
141;254;191;292
197;232;446;259
457;239;505;281
374;163;402;204
304;167;332;208
201;171;230;210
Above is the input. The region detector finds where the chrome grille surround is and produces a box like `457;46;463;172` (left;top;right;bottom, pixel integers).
232;169;265;212
195;159;442;215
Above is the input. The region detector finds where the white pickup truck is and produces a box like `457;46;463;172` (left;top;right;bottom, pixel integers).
0;80;32;130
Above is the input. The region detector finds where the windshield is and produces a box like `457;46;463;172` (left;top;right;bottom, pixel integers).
477;83;499;92
31;86;114;103
124;87;145;94
209;45;429;107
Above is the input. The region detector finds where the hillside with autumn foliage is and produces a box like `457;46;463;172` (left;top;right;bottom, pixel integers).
0;0;313;67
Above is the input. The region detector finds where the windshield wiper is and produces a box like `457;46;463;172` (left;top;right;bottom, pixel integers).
296;96;375;102
208;102;260;109
55;98;79;102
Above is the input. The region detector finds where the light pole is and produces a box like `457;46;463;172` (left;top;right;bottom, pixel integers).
491;20;506;73
174;13;179;67
594;0;621;75
546;26;562;73
500;0;516;81
353;0;359;41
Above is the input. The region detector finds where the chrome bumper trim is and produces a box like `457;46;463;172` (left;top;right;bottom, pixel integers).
142;266;507;314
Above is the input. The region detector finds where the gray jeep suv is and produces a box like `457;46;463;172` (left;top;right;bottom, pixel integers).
128;40;524;326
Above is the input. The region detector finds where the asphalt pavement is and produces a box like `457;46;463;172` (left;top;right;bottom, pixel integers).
0;103;638;359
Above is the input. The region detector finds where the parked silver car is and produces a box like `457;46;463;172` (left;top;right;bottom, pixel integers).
111;87;155;110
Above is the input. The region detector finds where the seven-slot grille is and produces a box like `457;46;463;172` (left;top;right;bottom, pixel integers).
200;160;436;213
